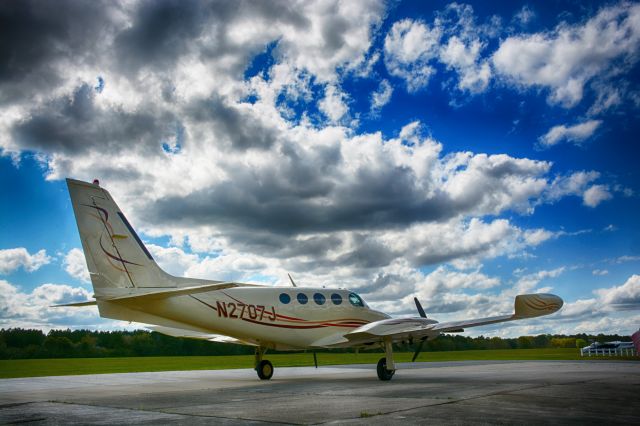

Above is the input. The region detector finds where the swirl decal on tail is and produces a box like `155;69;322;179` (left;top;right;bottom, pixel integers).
82;203;143;283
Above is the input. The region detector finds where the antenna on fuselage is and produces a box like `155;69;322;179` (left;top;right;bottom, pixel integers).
288;273;297;287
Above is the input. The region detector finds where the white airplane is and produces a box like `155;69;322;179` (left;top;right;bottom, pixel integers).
62;178;563;381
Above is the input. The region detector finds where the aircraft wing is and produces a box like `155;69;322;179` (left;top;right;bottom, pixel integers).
148;325;257;346
343;293;563;345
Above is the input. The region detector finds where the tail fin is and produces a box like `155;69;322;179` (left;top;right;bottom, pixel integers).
67;178;175;290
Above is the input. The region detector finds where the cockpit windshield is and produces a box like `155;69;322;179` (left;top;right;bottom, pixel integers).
348;292;366;307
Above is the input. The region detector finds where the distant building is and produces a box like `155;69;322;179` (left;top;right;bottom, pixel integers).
581;341;636;356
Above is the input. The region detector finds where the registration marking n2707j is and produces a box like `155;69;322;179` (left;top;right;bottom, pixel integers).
216;301;277;321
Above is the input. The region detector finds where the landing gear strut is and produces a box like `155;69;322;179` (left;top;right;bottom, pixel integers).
377;338;395;381
255;347;273;380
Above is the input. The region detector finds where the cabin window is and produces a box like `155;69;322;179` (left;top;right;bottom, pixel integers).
279;293;291;304
348;293;364;307
331;293;342;305
313;293;326;305
297;293;308;304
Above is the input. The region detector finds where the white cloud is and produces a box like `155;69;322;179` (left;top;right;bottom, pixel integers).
185;252;269;282
383;5;494;95
146;244;200;277
493;3;640;107
615;255;640;264
582;184;612;207
63;248;90;283
370;79;393;112
512;267;565;295
513;5;535;26
592;269;609;276
595;274;640;307
545;171;613;207
439;36;491;93
273;0;386;83
538;120;602;147
383;19;441;92
318;84;350;124
523;228;554;246
0;248;51;274
560;274;640;322
417;266;500;298
0;279;100;329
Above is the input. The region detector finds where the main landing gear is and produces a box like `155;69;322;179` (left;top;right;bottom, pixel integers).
255;347;273;380
377;338;396;381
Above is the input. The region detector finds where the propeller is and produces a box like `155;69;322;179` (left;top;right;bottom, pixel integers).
412;338;426;362
414;297;427;318
412;297;428;362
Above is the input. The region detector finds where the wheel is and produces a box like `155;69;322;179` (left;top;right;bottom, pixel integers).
256;360;274;380
376;357;395;381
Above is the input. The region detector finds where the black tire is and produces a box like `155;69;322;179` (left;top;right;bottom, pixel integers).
377;357;395;381
257;360;274;380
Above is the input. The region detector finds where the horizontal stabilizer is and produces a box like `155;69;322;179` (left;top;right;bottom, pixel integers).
51;300;98;307
95;281;259;302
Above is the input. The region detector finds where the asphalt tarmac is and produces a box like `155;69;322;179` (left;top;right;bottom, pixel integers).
1;360;638;425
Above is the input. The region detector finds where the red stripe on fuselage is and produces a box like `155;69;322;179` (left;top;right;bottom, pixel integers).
240;317;362;329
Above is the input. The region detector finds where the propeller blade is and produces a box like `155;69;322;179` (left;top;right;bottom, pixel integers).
414;297;427;318
313;351;318;368
412;339;425;362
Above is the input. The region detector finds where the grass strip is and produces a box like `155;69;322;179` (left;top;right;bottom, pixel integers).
0;348;636;379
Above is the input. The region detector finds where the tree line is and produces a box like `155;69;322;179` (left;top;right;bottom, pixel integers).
0;328;631;360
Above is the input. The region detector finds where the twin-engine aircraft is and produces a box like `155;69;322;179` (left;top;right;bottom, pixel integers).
62;179;563;381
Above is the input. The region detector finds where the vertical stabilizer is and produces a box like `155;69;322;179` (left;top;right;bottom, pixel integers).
66;178;175;290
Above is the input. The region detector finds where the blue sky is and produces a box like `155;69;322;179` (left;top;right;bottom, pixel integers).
0;0;639;336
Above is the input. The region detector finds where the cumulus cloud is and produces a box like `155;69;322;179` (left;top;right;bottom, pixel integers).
370;79;393;112
146;244;200;277
493;3;640;107
582;185;612;207
383;19;441;92
63;248;90;283
545;171;612;207
595;274;640;308
318;84;350;124
559;275;640;329
369;265;565;323
0;248;51;274
383;4;495;94
512;267;564;294
513;5;535;26
439;36;491;93
538;120;602;147
0;279;98;329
